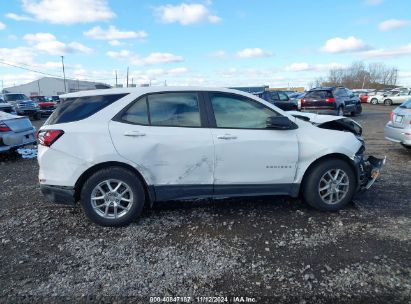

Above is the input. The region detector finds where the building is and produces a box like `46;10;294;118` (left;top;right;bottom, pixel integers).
3;77;111;96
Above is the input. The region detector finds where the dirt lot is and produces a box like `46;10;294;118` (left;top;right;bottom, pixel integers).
0;104;410;303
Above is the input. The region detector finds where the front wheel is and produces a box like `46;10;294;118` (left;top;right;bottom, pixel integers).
302;159;356;211
80;167;145;226
370;98;378;105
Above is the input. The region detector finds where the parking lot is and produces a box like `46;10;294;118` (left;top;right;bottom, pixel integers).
0;104;410;303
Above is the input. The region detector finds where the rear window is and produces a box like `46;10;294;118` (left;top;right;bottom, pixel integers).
305;90;333;99
47;94;128;125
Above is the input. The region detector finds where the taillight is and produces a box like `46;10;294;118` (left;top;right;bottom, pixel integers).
389;111;393;122
37;129;64;147
325;97;336;103
0;121;11;132
301;98;305;104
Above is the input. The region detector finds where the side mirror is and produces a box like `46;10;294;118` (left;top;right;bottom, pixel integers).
266;116;298;130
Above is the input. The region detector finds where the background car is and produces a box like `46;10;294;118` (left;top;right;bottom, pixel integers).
301;87;362;116
382;91;411;106
260;90;298;111
30;95;57;116
384;98;411;149
0;111;37;153
0;96;15;114
0;93;41;120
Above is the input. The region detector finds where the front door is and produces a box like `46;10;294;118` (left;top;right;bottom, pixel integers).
206;92;299;196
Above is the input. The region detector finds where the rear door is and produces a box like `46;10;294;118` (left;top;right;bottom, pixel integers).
205;92;298;195
109;92;215;197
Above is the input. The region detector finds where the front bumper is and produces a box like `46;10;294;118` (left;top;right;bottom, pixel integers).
40;184;76;206
353;154;386;191
16;109;40;116
384;123;411;146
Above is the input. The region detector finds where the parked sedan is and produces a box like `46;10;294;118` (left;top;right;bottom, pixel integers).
384;99;411;149
0;111;37;153
260;90;298;111
382;91;411;106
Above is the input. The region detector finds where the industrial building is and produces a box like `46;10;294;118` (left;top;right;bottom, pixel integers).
3;77;111;96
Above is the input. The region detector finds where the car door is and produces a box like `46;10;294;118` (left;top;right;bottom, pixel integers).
205;92;299;196
109;91;215;199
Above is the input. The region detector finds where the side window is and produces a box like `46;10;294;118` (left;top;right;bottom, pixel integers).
210;93;279;129
278;92;289;101
121;97;149;125
148;93;201;127
264;92;279;102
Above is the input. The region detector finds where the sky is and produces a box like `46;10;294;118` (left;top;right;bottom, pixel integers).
0;0;411;89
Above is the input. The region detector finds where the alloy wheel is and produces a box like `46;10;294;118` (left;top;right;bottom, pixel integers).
318;169;349;205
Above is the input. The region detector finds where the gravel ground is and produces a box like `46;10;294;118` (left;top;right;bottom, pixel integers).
0;104;410;303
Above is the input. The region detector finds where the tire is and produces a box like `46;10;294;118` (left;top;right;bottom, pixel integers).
370;98;378;105
384;99;392;106
80;167;145;227
337;106;344;116
401;144;411;150
302;159;356;211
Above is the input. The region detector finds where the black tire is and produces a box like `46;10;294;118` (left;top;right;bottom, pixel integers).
384;99;392;106
80;167;145;227
401;144;411;150
370;98;378;105
302;159;356;211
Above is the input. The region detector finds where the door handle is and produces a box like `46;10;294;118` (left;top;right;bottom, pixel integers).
217;134;237;140
124;131;146;137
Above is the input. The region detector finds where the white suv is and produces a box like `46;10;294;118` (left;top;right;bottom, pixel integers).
37;87;384;226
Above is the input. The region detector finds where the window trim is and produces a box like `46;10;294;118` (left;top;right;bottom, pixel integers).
112;91;208;128
204;91;283;130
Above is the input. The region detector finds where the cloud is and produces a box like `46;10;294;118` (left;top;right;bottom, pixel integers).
209;50;227;58
154;3;221;25
364;0;383;5
363;43;411;58
84;26;147;40
236;48;272;58
321;36;370;53
109;40;124;46
285;62;310;72
19;0;115;24
5;13;34;21
378;19;410;31
0;22;5;30
107;50;184;65
0;47;35;65
24;32;92;55
285;62;345;72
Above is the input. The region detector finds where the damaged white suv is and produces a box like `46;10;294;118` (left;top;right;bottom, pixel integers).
37;87;384;226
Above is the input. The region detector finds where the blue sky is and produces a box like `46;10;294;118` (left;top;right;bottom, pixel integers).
0;0;411;89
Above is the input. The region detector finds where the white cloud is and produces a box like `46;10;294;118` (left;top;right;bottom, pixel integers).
285;62;310;72
286;62;345;72
154;3;221;25
378;19;410;31
5;13;34;21
107;50;184;65
24;33;92;55
0;47;35;65
364;0;383;5
209;50;227;58
0;22;5;30
363;43;411;58
236;48;272;58
20;0;115;24
84;26;147;40
109;40;124;46
321;36;370;53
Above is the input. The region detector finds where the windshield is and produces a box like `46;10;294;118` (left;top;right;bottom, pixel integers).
4;94;28;101
400;98;411;109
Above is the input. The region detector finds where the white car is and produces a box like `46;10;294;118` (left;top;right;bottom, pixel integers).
382;91;411;106
37;87;384;226
0;111;37;153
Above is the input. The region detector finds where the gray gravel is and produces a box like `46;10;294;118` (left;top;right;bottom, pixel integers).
0;104;410;303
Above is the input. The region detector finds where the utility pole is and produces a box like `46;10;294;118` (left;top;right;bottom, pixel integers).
131;78;133;87
126;66;129;88
61;56;67;93
115;70;118;87
37;80;41;95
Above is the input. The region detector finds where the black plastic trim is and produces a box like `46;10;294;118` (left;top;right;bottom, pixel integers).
40;185;75;206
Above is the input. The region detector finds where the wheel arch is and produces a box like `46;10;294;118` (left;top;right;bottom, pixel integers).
299;153;358;196
74;161;154;206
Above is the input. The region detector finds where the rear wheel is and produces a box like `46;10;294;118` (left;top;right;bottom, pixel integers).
370;98;378;105
302;159;356;211
80;167;145;226
384;99;392;106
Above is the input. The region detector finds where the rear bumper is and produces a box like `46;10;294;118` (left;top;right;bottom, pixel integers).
40;184;76;206
384;123;411;145
301;108;337;115
0;128;37;152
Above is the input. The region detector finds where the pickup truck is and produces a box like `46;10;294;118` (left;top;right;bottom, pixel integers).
0;93;41;120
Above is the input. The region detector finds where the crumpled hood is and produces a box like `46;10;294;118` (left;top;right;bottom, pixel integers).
288;111;363;137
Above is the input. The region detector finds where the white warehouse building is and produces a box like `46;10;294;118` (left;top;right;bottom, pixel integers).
3;77;111;96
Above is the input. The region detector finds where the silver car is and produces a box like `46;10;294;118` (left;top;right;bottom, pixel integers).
384;98;411;149
0;111;37;153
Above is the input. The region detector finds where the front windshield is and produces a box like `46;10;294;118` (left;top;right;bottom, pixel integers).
400;99;411;109
4;94;28;101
